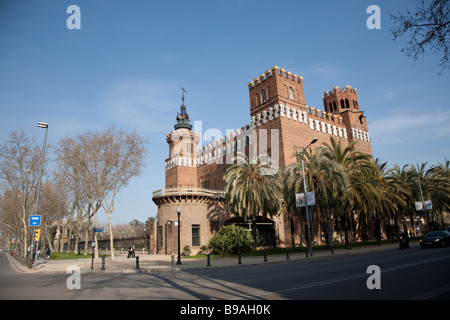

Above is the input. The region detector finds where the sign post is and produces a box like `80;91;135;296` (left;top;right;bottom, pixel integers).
28;215;42;268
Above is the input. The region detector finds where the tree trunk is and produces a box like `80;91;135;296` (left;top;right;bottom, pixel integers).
252;218;257;250
83;226;89;255
343;213;350;249
107;211;115;260
374;214;382;245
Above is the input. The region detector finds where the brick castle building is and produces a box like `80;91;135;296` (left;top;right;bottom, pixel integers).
151;66;372;255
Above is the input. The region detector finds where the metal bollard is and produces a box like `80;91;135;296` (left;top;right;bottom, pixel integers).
206;254;211;267
263;249;267;262
135;256;140;269
286;249;290;260
101;256;106;270
238;251;242;264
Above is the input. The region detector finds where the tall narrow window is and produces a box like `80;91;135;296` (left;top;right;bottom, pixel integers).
289;87;295;100
345;99;350;109
192;225;200;247
186;142;193;154
261;90;267;103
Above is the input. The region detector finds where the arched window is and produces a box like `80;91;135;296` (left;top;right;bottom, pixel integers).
261;90;267;103
289;87;294;100
345;98;350;109
340;99;345;109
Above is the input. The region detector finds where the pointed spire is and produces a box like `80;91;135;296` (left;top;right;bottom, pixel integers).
175;87;192;130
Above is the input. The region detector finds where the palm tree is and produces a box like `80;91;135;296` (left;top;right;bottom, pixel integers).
385;164;412;235
406;163;435;232
428;158;450;222
223;153;282;248
310;148;348;249
283;146;348;249
320;137;372;248
355;159;408;244
411;160;450;230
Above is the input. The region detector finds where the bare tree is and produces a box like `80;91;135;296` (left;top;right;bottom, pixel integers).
0;131;44;256
39;179;70;252
56;133;103;257
98;127;146;259
56;126;146;259
390;0;450;72
0;188;25;253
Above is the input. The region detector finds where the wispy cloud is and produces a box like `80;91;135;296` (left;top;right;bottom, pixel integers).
98;78;179;133
369;107;450;144
303;64;341;81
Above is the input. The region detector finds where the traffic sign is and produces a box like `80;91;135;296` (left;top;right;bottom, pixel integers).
29;215;41;226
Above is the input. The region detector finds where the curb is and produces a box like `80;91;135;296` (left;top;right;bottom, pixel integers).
5;242;412;274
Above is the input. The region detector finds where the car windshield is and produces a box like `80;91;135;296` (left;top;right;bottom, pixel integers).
425;231;443;237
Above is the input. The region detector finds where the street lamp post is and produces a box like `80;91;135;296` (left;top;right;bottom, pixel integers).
301;138;317;257
28;122;48;269
176;205;182;265
418;176;431;232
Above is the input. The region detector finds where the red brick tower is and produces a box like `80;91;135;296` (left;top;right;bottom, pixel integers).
165;92;200;188
247;66;309;168
249;66;306;117
322;86;372;155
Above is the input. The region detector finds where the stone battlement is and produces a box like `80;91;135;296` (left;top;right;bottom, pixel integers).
323;85;357;98
248;66;303;89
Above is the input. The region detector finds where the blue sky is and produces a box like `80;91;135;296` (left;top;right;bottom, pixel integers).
1;0;449;225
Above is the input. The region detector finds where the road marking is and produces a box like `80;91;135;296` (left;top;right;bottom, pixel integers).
235;254;450;299
411;284;450;300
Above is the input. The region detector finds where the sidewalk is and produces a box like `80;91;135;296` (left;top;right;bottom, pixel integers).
8;242;409;274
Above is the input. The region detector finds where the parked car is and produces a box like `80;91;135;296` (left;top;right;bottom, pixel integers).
420;230;450;248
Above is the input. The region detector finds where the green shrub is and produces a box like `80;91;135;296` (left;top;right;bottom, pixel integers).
208;224;254;255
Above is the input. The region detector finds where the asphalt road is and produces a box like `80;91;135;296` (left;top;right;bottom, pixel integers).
1;246;449;301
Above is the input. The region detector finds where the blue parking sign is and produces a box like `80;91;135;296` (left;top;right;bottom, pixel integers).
29;215;41;226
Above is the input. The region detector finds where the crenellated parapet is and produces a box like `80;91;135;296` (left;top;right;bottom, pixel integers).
248;66;307;114
323;85;357;98
248;66;303;89
323;85;360;114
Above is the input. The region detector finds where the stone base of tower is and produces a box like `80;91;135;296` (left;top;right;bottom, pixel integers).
151;188;294;255
152;188;232;255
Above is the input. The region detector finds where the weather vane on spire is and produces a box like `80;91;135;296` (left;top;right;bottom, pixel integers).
175;87;192;130
181;87;187;103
